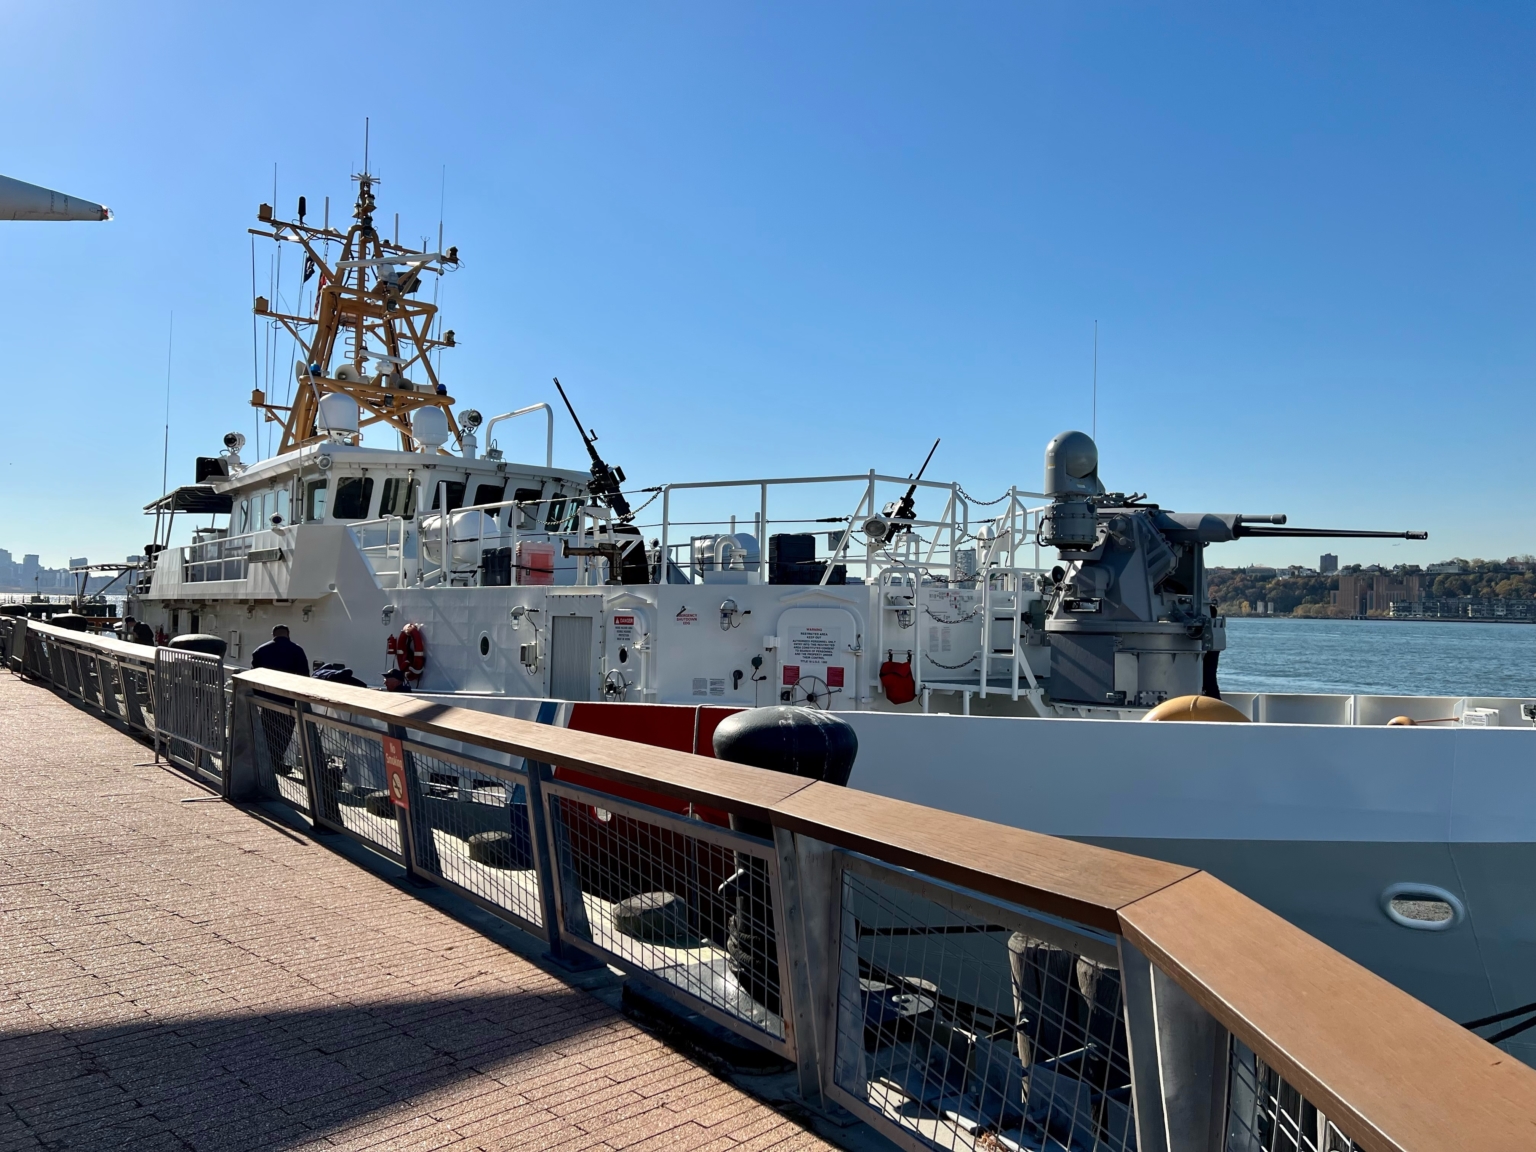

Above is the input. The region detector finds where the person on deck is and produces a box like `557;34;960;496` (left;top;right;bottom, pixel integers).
251;625;310;677
121;616;155;645
382;668;412;692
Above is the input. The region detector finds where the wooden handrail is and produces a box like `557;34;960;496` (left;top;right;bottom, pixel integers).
1120;871;1536;1152
237;668;813;820
23;618;157;663
232;669;1536;1147
772;781;1194;932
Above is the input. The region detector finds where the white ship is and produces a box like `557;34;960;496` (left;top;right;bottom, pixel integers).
128;176;1536;1061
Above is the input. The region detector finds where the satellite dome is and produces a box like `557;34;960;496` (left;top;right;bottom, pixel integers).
1044;431;1104;497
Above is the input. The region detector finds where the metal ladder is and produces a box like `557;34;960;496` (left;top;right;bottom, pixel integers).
977;563;1046;709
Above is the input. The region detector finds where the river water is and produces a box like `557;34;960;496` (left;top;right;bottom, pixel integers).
1218;617;1536;698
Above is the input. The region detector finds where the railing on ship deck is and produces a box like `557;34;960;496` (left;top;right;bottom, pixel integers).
5;616;1533;1151
347;474;1054;590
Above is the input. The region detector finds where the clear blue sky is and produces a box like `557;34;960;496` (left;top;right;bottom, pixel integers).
3;2;1531;570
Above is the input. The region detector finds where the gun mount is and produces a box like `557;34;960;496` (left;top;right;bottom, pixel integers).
1037;431;1427;709
863;438;940;545
553;377;632;522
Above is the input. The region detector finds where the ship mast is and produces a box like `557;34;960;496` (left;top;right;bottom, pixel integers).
248;170;460;454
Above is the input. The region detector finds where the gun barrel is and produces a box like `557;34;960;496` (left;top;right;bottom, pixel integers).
1234;526;1428;540
553;377;603;464
1235;514;1287;526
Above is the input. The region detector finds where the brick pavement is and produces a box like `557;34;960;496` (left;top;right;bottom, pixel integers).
0;673;837;1152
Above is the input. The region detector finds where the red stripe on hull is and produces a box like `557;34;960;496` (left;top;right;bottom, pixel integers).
558;702;746;826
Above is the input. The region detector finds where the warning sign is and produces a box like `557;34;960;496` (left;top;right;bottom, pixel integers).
383;736;409;811
787;625;840;667
611;614;635;645
782;663;800;686
827;666;844;688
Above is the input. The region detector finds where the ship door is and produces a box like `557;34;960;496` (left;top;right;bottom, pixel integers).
549;615;595;701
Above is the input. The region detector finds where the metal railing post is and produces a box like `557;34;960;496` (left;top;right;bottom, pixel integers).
226;681;262;802
389;722;440;885
295;701;340;830
1119;938;1231;1152
773;828;841;1111
522;752;599;969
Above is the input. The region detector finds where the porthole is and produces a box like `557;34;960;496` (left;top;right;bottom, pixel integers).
1380;883;1464;931
479;633;491;659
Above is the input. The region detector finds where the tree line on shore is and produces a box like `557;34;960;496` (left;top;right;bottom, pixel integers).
1209;558;1536;618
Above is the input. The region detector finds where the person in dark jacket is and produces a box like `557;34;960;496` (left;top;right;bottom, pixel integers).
250;625;310;677
121;616;155;645
251;626;309;771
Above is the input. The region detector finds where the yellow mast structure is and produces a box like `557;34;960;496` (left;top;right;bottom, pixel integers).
248;171;460;454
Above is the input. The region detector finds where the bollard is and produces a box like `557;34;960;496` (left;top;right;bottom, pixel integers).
713;707;857;1017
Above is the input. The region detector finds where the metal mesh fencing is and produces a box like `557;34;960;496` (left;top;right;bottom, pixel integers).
154;648;225;783
94;655;123;719
77;651;102;707
14;626;158;738
401;741;543;929
60;645;83;698
252;701;309;811
309;716;402;859
1226;1040;1359;1152
120;663;156;733
545;781;792;1054
830;860;1133;1152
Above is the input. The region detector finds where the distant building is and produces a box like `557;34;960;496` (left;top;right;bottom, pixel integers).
1426;561;1463;574
1285;565;1317;577
1319;553;1338;574
1334;572;1422;615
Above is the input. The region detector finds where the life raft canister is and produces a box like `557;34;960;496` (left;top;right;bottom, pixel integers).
879;651;917;705
391;623;427;679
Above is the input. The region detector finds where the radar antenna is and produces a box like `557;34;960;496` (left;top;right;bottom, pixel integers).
247;147;462;454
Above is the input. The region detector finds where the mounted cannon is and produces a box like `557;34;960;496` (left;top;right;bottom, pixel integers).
1037;431;1427;708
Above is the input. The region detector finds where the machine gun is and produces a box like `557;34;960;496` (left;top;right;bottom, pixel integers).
863;438;940;544
1035;430;1428;709
553;377;632;521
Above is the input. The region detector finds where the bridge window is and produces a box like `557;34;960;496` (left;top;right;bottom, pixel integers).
332;476;374;520
514;487;544;530
305;480;327;522
380;477;417;518
430;481;466;512
473;482;505;508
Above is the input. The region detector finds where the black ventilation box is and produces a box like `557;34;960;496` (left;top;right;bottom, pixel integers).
769;534;845;585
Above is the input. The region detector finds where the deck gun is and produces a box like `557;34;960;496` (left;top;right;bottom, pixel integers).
863;438;940;544
553;377;632;522
1036;430;1427;709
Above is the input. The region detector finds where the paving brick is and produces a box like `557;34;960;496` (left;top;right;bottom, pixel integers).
0;676;834;1152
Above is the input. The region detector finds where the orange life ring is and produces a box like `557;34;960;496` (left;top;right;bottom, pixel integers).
393;623;426;679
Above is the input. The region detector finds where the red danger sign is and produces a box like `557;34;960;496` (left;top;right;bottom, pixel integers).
782;664;800;685
383;737;409;811
827;666;844;688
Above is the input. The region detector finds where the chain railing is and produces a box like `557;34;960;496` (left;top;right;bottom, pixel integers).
14;650;1536;1151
